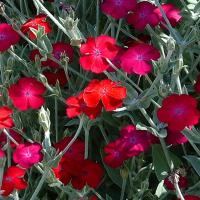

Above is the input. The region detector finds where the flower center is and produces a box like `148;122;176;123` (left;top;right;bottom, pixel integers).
0;34;6;41
139;12;147;19
115;0;122;6
136;54;144;61
5;176;13;182
93;48;102;57
24;91;31;97
114;151;120;158
99;87;108;96
174;107;184;116
24;150;32;158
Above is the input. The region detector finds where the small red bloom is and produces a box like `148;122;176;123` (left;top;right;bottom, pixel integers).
0;23;20;52
66;92;102;119
154;3;182;28
164;174;188;190
8;77;46;111
157;94;200;131
54;136;84;161
104;139;129;168
0;106;14;129
79;35;119;73
1;166;28;196
101;0;137;19
120;43;160;75
126;1;160;30
21;14;52;40
194;74;200;93
43;69;68;87
83;79;127;111
0;129;22;148
120;125;154;156
166;129;188;146
13;143;43;168
53;158;104;190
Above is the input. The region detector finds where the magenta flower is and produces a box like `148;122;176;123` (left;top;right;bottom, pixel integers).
13;143;43;168
101;0;137;19
120;125;154;156
120;43;160;75
126;1;160;30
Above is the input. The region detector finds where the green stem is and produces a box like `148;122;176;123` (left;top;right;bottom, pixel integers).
115;19;123;40
84;127;90;159
96;0;99;36
59;116;84;157
120;178;127;200
98;124;109;144
55;97;58;142
30;170;49;200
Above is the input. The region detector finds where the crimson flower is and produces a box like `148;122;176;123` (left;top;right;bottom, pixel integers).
71;159;104;190
154;3;182;28
166;129;188;146
43;69;68;87
194;74;200;93
120;43;160;75
53;157;104;190
54;136;85;161
8;77;46;111
79;35;119;73
157;94;200;131
66;92;102;119
126;1;160;30
0;106;14;129
0;129;22;148
83;79;127;111
120;125;154;156
101;0;137;19
21;14;52;40
1;166;28;196
164;174;188;190
0;23;20;52
103;139;129;168
13;143;43;168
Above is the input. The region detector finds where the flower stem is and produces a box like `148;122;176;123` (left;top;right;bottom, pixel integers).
30;169;49;200
120;178;127;200
59;116;84;157
84;127;90;159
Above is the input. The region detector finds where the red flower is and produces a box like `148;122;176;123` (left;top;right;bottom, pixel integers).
52;156;73;185
13;143;43;168
21;14;52;40
0;23;20;52
101;0;137;19
8;77;46;111
157;94;200;131
1;166;28;196
54;136;85;161
71;159;104;190
0;106;14;129
164;174;188;190
194;74;200;93
79;35;119;73
103;139;129;168
120;125;154;156
178;195;200;200
53;158;104;190
126;1;160;30
29;42;74;68
154;3;182;28
0;129;22;148
43;69;68;87
120;43;160;75
166;129;188;146
83;79;127;111
66;92;102;119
